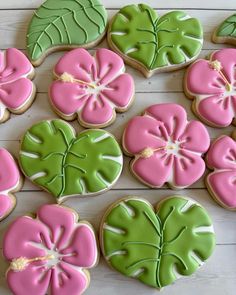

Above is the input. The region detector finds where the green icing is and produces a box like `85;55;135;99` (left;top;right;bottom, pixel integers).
109;4;203;72
216;14;236;37
102;196;215;289
27;0;108;62
19;120;122;202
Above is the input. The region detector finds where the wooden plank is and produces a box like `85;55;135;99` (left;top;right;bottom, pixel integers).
2;0;236;10
0;9;233;50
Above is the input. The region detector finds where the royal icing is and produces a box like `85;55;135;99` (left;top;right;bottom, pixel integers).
108;4;203;77
50;48;134;128
206;134;236;210
123;103;210;189
213;14;236;45
101;196;215;289
0;48;35;123
3;204;98;295
19;119;123;202
0;148;21;221
27;0;108;66
185;48;236;127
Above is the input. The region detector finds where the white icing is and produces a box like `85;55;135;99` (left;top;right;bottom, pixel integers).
120;201;135;217
103;223;125;235
20;151;39;159
29;172;46;181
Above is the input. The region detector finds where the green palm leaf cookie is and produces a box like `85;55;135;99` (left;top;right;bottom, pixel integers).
108;4;203;77
101;196;215;289
19;120;123;203
213;13;236;45
27;0;108;66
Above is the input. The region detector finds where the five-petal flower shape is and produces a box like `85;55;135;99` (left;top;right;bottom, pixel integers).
123;103;210;189
50;48;134;128
0;48;35;123
185;48;236;127
206;134;236;210
0;148;21;221
3;204;98;295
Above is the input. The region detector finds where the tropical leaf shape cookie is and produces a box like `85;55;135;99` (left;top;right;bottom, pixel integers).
101;196;215;289
108;4;203;77
19;120;123;202
27;0;108;66
213;14;236;45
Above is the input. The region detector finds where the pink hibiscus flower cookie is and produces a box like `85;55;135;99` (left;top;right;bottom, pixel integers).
0;148;22;221
50;48;134;128
0;48;36;123
185;48;236;128
3;204;99;295
206;132;236;210
123;103;210;189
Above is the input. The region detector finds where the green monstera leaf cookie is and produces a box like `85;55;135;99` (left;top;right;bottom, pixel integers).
19;120;123;203
27;0;108;66
213;13;236;45
101;196;215;289
108;4;203;77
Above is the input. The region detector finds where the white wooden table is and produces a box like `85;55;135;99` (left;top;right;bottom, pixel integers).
0;1;236;294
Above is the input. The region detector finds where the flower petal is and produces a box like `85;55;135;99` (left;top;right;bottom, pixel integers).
79;94;114;126
37;204;76;250
179;120;210;153
102;73;134;108
0;194;15;220
0;78;33;110
146;104;187;140
207;136;236;170
0;48;32;84
50;81;89;116
186;59;224;95
7;264;51;295
132;152;173;187
123;116;166;155
173;150;206;188
3;216;51;260
61;224;97;268
197;95;234;127
54;48;95;83
0;148;20;191
212;48;236;84
95;48;125;85
51;263;87;295
207;171;236;209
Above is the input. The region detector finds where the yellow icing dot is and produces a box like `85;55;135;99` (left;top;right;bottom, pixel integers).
140;148;154;158
209;60;222;72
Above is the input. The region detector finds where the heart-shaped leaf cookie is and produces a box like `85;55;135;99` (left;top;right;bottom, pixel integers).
101;196;215;289
19;120;123;202
108;4;203;77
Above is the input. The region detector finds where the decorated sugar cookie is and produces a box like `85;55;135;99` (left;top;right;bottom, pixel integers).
123;103;210;189
108;4;203;78
213;14;236;45
100;196;215;289
3;204;98;295
206;132;236;210
185;48;236;128
0;48;35;123
50;48;134;128
0;149;22;221
19;119;123;203
27;0;108;66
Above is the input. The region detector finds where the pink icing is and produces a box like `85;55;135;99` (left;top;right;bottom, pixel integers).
50;48;134;127
206;135;236;209
186;48;236;127
3;204;98;295
0;148;20;221
0;48;34;120
123;103;210;188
